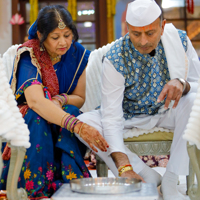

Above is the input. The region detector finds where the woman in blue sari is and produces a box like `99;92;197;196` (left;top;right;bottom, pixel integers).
0;5;108;198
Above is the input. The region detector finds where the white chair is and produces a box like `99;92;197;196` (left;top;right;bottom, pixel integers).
0;45;30;200
183;79;200;200
2;44;20;81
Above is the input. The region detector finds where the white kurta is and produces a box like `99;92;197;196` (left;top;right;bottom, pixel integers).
77;36;200;176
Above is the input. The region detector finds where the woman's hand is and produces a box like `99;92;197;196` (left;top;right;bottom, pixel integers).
51;98;62;109
74;123;109;153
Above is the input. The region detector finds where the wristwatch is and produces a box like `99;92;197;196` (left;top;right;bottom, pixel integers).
176;78;186;93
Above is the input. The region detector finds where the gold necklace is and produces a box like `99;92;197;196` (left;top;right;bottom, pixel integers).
50;55;61;62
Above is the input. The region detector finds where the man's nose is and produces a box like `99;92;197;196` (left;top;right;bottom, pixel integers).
140;34;148;46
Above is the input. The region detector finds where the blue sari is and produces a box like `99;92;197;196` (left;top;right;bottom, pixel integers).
0;41;91;198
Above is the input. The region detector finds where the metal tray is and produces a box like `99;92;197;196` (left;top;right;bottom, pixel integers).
70;177;142;194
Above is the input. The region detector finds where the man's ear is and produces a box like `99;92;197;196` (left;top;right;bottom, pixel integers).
161;19;166;36
126;22;129;31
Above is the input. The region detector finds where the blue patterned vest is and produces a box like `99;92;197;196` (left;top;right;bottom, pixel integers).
105;30;187;120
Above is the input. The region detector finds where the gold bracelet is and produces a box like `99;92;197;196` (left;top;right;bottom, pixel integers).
118;166;133;177
118;164;132;172
67;117;75;131
60;113;69;128
78;123;85;138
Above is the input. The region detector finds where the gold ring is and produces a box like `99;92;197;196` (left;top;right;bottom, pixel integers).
96;140;100;143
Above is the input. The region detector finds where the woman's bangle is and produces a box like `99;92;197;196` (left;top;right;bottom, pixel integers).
75;122;83;134
61;93;69;105
60;113;69;128
62;114;82;134
78;123;85;138
53;94;69;106
118;165;133;177
52;95;65;106
69;119;79;132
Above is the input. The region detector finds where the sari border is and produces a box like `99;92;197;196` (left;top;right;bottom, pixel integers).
15;78;43;100
11;46;42;94
66;49;86;94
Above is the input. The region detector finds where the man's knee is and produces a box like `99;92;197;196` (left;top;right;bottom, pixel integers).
179;92;196;110
77;110;103;133
78;110;100;122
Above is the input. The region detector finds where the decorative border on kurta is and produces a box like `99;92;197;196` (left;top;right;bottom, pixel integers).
184;52;189;79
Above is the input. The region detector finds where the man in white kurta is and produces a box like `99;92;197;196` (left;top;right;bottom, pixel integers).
76;0;200;199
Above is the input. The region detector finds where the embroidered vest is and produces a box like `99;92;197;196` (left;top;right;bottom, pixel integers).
105;30;187;120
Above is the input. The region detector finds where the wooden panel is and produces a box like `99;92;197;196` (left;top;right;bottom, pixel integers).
95;0;108;48
19;1;27;44
12;0;20;45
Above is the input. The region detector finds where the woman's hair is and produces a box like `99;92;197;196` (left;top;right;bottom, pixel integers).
36;5;79;47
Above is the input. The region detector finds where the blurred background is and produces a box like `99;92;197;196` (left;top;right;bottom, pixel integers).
0;0;200;57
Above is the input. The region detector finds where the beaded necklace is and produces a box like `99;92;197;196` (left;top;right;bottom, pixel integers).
50;55;61;62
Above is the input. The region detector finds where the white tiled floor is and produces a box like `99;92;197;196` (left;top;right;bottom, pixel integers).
90;167;191;200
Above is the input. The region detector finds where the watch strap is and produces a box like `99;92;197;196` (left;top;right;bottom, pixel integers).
176;78;186;93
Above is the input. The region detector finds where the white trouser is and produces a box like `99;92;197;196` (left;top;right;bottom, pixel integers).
77;92;196;176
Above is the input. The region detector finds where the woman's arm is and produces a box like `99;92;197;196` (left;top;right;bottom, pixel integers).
25;84;66;125
52;67;86;109
24;83;109;152
67;68;86;109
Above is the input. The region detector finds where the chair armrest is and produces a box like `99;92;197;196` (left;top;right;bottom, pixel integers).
187;142;200;200
6;144;27;200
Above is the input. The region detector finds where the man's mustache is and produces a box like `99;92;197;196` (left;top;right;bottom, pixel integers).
137;44;152;48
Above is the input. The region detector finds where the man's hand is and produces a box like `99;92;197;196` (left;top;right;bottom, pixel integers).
111;152;145;182
120;170;145;182
157;79;184;109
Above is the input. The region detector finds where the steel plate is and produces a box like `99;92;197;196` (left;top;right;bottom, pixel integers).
70;177;142;194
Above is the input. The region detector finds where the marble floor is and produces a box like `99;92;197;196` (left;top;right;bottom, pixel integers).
90;167;191;200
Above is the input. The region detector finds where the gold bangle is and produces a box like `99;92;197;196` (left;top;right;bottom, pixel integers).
60;113;69;128
78;123;85;138
67;117;75;131
118;166;133;177
118;164;132;172
70;119;80;133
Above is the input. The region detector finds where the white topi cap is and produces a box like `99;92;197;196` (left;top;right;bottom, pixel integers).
126;0;162;27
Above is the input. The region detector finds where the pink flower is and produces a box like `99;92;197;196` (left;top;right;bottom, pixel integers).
47;182;56;191
48;183;52;190
83;172;90;178
46;170;54;181
10;13;25;25
159;159;169;167
25;180;34;191
32;80;41;85
38;167;42;173
52;182;57;191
